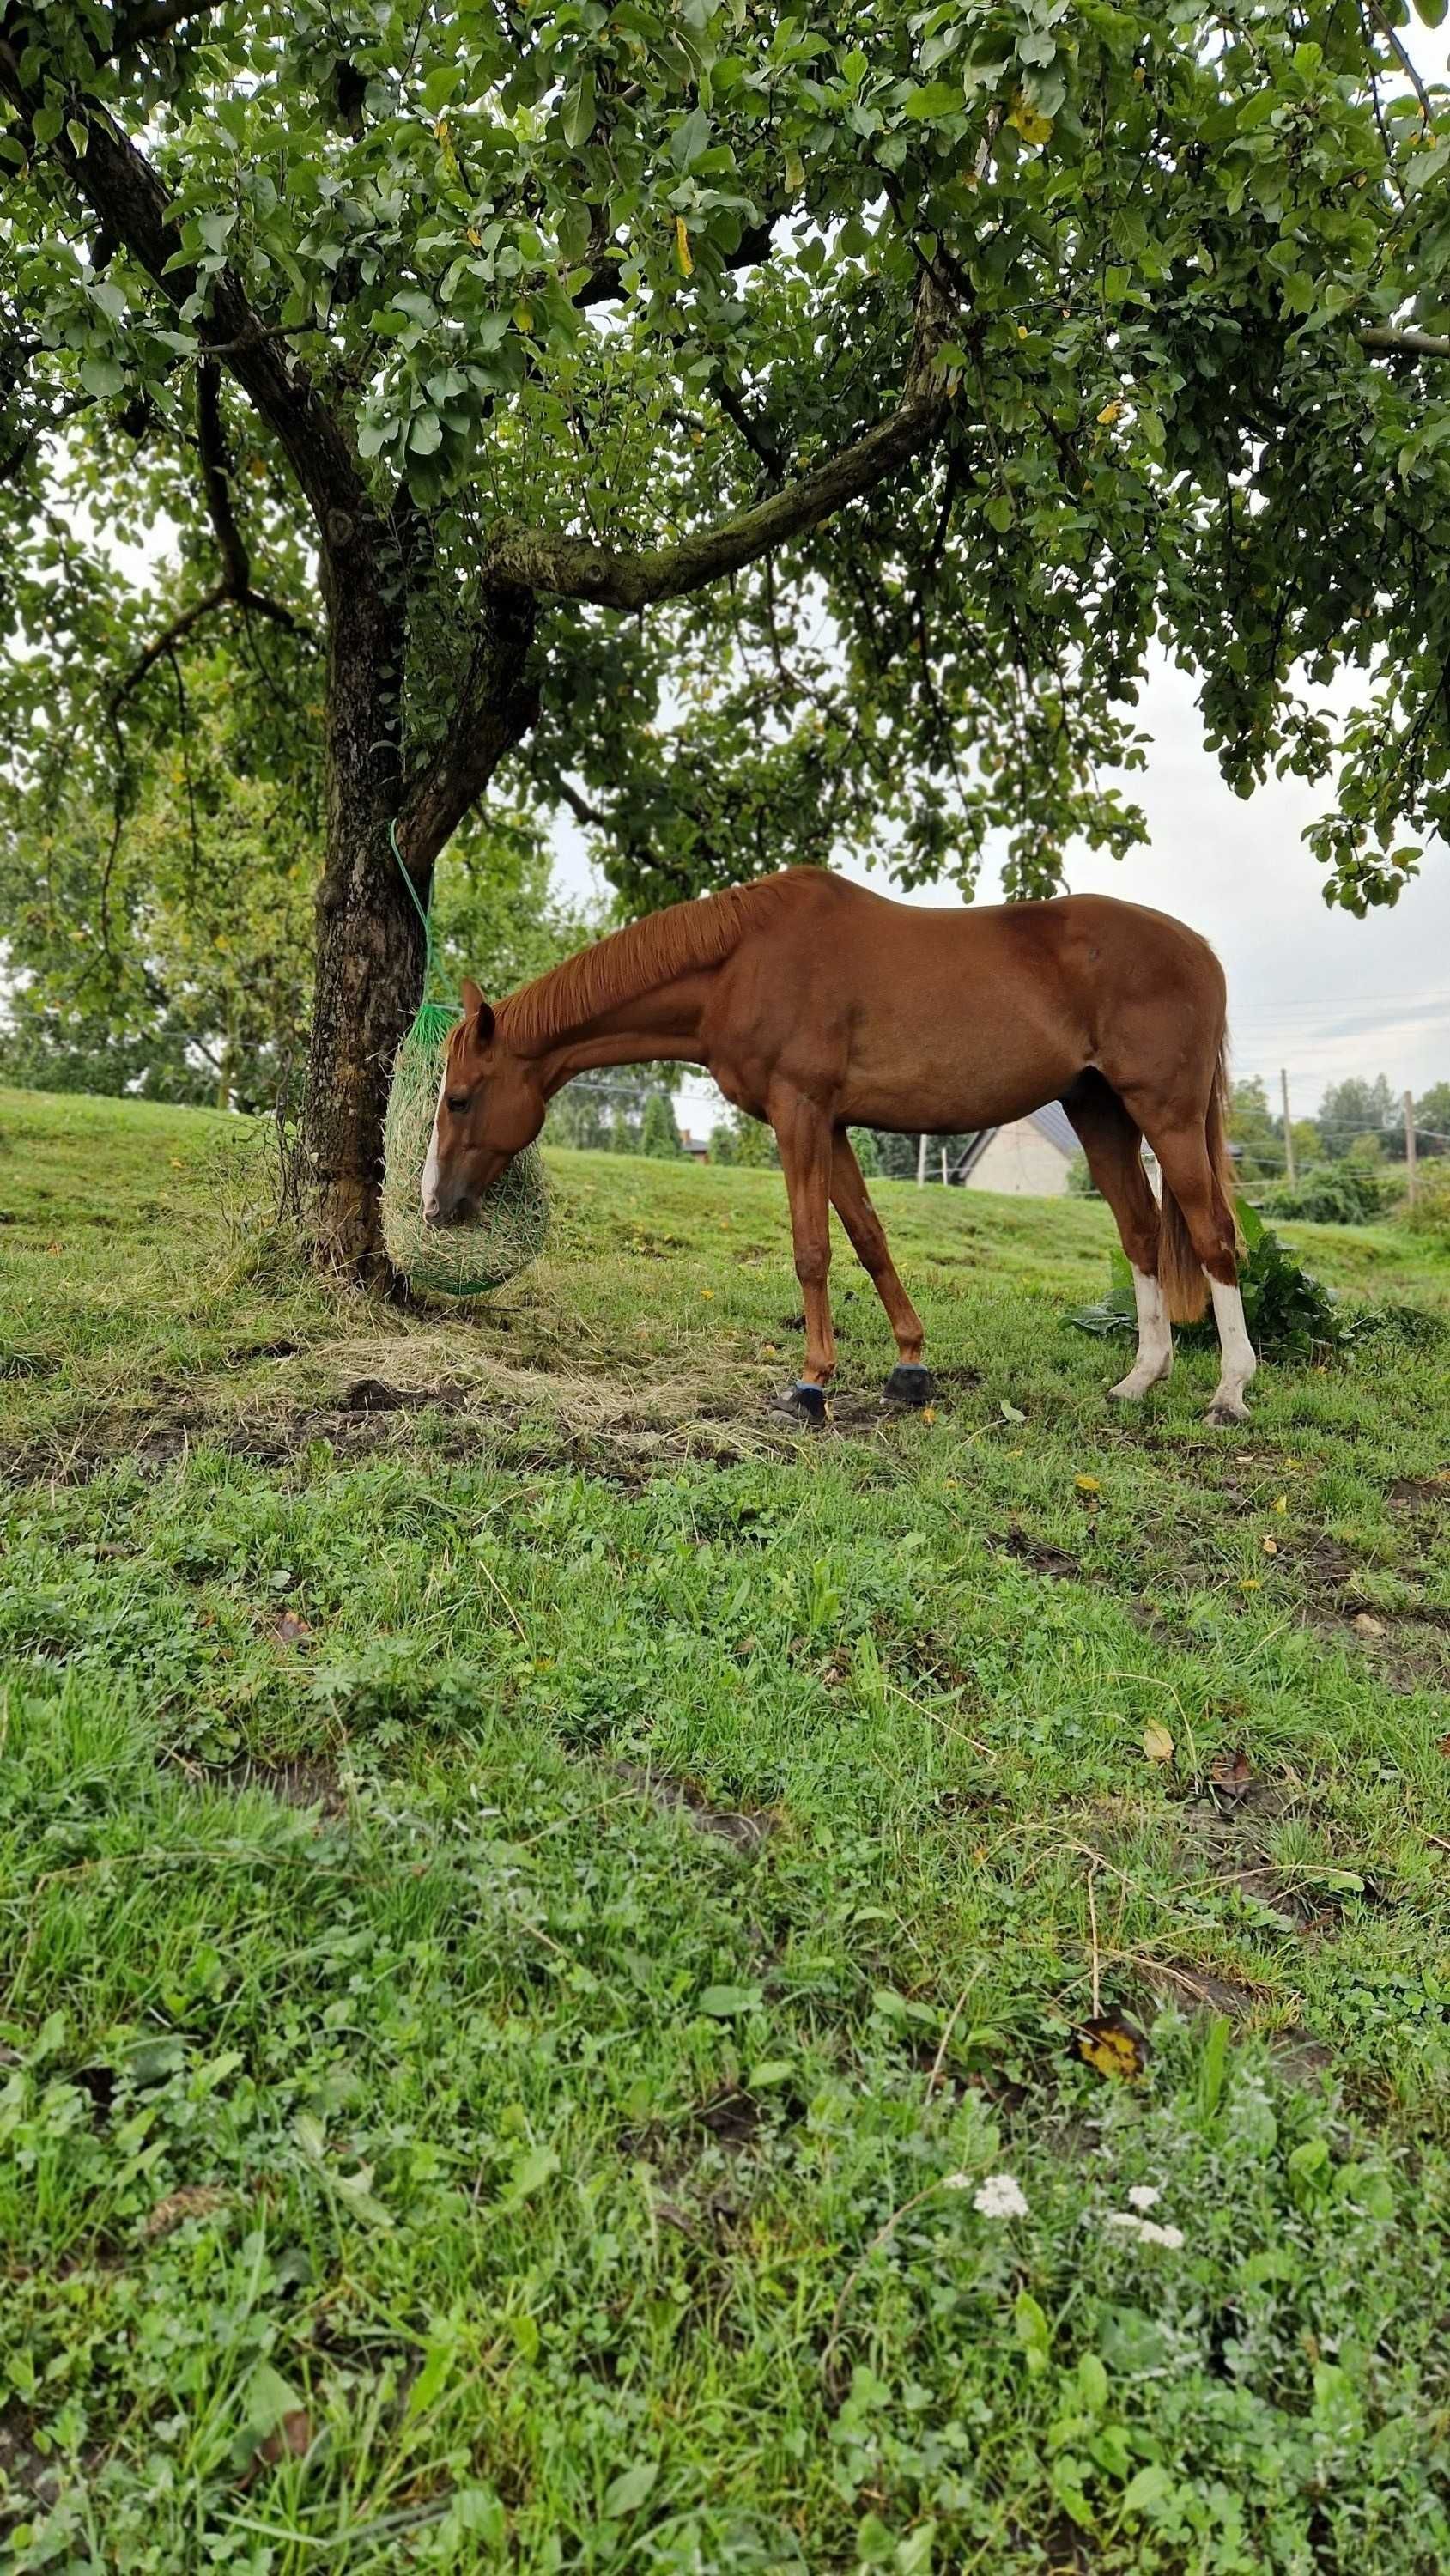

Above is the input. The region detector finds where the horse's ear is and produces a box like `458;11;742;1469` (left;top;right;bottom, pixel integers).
459;978;495;1048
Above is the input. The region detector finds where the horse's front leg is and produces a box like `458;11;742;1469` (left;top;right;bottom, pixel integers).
771;1091;835;1425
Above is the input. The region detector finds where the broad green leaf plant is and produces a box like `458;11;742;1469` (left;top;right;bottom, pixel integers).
1;0;1447;1267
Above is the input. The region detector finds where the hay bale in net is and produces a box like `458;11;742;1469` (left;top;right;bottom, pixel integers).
381;1001;549;1297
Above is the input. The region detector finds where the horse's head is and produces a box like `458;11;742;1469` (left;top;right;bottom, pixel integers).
421;981;545;1226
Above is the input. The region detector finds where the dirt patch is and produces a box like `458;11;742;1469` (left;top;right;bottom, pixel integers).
1389;1474;1450;1509
1136;1960;1332;2080
992;1525;1084;1581
604;1761;777;1853
221;1755;349;1820
689;2088;765;2146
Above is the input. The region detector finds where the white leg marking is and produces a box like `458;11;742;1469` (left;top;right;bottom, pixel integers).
1108;1265;1174;1401
1206;1277;1257;1424
420;1066;446;1218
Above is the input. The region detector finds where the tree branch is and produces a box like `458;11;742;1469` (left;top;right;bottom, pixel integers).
1367;0;1435;129
480;371;950;611
394;583;539;869
112;1;230;51
1359;325;1450;361
0;42;369;546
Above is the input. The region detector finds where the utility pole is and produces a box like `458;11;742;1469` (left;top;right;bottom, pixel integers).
1404;1091;1418;1205
917;1132;927;1187
1281;1068;1295;1186
941;1147;949;1185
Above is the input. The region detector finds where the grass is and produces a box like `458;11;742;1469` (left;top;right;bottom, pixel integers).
2;1081;1449;2574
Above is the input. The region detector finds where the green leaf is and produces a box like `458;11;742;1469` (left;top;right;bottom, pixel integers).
903;81;965;119
244;2361;305;2435
670;106;711;169
1411;0;1446;24
698;1983;760;2017
562;73;597;150
78;353;125;398
504;2142;559;2200
1014;2290;1052;2373
604;2460;658;2517
1121;2463;1174;2517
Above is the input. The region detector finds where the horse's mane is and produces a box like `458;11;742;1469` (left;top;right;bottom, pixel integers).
499;872;813;1051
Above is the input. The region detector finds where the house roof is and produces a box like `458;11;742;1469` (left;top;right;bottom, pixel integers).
1027;1099;1078;1157
956;1101;1078;1176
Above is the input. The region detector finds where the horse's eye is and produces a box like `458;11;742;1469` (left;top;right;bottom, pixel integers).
446;1093;470;1115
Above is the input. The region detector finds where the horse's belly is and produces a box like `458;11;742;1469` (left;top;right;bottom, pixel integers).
842;1018;1083;1134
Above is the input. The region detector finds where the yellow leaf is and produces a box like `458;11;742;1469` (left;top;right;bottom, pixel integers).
700;1286;714;1299
922;1406;937;1425
513;301;533;334
1096;399;1122;425
1273;1493;1287;1512
1142;1720;1174;1764
675;215;694;278
1076;2015;1147;2082
784;147;804;193
1262;1536;1278;1555
467;225;482;247
1006;92;1053;145
1240;1577;1261;1592
1075;1474;1101;1495
1017;325;1028;340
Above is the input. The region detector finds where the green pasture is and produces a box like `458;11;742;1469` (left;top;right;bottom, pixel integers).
2;1085;1448;2573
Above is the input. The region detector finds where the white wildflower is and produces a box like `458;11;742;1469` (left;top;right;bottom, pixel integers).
973;2173;1029;2221
1104;2209;1184;2250
941;2172;974;2191
1127;2184;1162;2211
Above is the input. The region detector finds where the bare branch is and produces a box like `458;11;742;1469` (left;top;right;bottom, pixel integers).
1359;325;1450;361
1367;0;1435;129
715;380;786;487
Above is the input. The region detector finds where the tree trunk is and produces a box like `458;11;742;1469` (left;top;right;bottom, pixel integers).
303;578;421;1284
300;567;538;1283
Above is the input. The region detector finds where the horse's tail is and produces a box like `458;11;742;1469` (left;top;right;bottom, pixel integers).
1157;1036;1236;1326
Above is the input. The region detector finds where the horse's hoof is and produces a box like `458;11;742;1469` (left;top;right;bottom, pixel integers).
1205;1399;1251;1427
883;1364;935;1410
772;1381;828;1426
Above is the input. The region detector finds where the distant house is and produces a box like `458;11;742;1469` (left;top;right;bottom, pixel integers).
679;1128;710;1163
954;1102;1078;1197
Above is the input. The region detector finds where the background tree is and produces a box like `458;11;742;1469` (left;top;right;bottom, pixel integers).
640;1090;685;1159
1319;1072;1398;1158
1413;1081;1450;1157
3;0;1448;1277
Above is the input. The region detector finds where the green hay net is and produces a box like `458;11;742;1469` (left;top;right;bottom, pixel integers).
381;1000;549;1297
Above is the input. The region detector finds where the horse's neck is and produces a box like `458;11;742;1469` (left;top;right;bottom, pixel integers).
501;970;708;1097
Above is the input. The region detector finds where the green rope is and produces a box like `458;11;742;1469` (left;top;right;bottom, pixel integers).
389;817;445;1000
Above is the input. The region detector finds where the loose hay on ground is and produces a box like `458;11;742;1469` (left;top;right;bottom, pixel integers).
380;1001;549;1297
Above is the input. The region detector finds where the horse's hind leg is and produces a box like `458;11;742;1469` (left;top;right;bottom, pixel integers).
829;1132;931;1406
1138;1116;1256;1425
1061;1078;1171;1402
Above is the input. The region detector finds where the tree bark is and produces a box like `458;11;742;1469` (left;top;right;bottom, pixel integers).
302;572;538;1279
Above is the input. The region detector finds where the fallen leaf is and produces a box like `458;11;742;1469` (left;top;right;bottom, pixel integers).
1240;1577;1261;1592
922;1405;937;1424
1210;1748;1254;1799
1262;1536;1278;1555
700;1287;714;1299
143;2183;227;2239
1076;1474;1101;1495
1142;1720;1174;1764
1076;2014;1147;2081
1000;1400;1027;1425
1273;1494;1288;1513
1438;1735;1450;1759
258;2410;312;2465
272;1611;312;1649
1352;1611;1386;1637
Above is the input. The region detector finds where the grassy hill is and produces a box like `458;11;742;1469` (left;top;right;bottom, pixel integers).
3;1084;1449;2571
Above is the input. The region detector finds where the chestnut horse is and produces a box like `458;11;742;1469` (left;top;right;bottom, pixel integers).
422;869;1254;1425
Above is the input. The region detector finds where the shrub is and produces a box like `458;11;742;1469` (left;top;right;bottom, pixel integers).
1258;1164;1391;1226
1398;1163;1450;1243
1065;1202;1363;1360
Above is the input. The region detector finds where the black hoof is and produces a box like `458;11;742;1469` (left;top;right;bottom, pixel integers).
883;1364;935;1410
771;1381;828;1426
